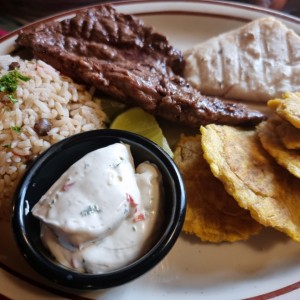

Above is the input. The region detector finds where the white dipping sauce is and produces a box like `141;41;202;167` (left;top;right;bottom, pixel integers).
31;143;163;274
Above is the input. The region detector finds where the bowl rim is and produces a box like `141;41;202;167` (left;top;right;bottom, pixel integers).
11;129;186;289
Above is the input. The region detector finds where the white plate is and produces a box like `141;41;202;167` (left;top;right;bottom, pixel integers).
1;1;300;299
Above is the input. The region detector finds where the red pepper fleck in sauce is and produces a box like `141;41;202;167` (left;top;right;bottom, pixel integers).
62;181;75;192
126;193;137;207
134;213;145;223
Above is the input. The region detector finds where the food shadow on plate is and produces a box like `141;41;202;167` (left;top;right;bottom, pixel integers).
180;226;291;251
145;228;300;290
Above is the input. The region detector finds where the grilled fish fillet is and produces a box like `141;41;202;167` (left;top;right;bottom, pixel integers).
184;17;300;102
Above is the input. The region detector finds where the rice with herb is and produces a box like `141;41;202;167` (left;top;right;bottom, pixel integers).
0;55;107;221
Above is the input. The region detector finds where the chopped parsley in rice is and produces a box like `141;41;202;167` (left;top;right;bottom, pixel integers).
0;55;107;220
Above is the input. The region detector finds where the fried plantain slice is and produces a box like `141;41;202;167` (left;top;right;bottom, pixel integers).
257;118;300;178
173;134;261;243
201;124;300;242
276;119;300;150
268;92;300;129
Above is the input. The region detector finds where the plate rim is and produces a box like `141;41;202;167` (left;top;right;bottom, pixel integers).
1;0;300;46
1;1;300;299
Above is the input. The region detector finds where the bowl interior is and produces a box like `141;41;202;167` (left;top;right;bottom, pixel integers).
12;129;186;289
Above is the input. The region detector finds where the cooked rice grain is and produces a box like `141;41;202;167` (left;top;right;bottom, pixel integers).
0;55;107;221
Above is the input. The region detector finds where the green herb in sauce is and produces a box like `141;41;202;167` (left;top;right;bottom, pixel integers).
80;205;102;217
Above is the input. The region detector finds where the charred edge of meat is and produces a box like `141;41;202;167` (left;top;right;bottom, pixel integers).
156;93;266;127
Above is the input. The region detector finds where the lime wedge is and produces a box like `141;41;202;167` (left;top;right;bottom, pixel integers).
110;107;173;157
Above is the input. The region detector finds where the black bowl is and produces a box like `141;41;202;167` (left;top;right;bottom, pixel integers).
12;129;186;289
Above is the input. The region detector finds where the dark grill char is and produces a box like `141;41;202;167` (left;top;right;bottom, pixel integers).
16;4;265;127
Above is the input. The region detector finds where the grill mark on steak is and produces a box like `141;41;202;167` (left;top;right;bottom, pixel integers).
16;4;265;127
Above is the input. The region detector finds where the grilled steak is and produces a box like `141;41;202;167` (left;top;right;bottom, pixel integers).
16;4;265;127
